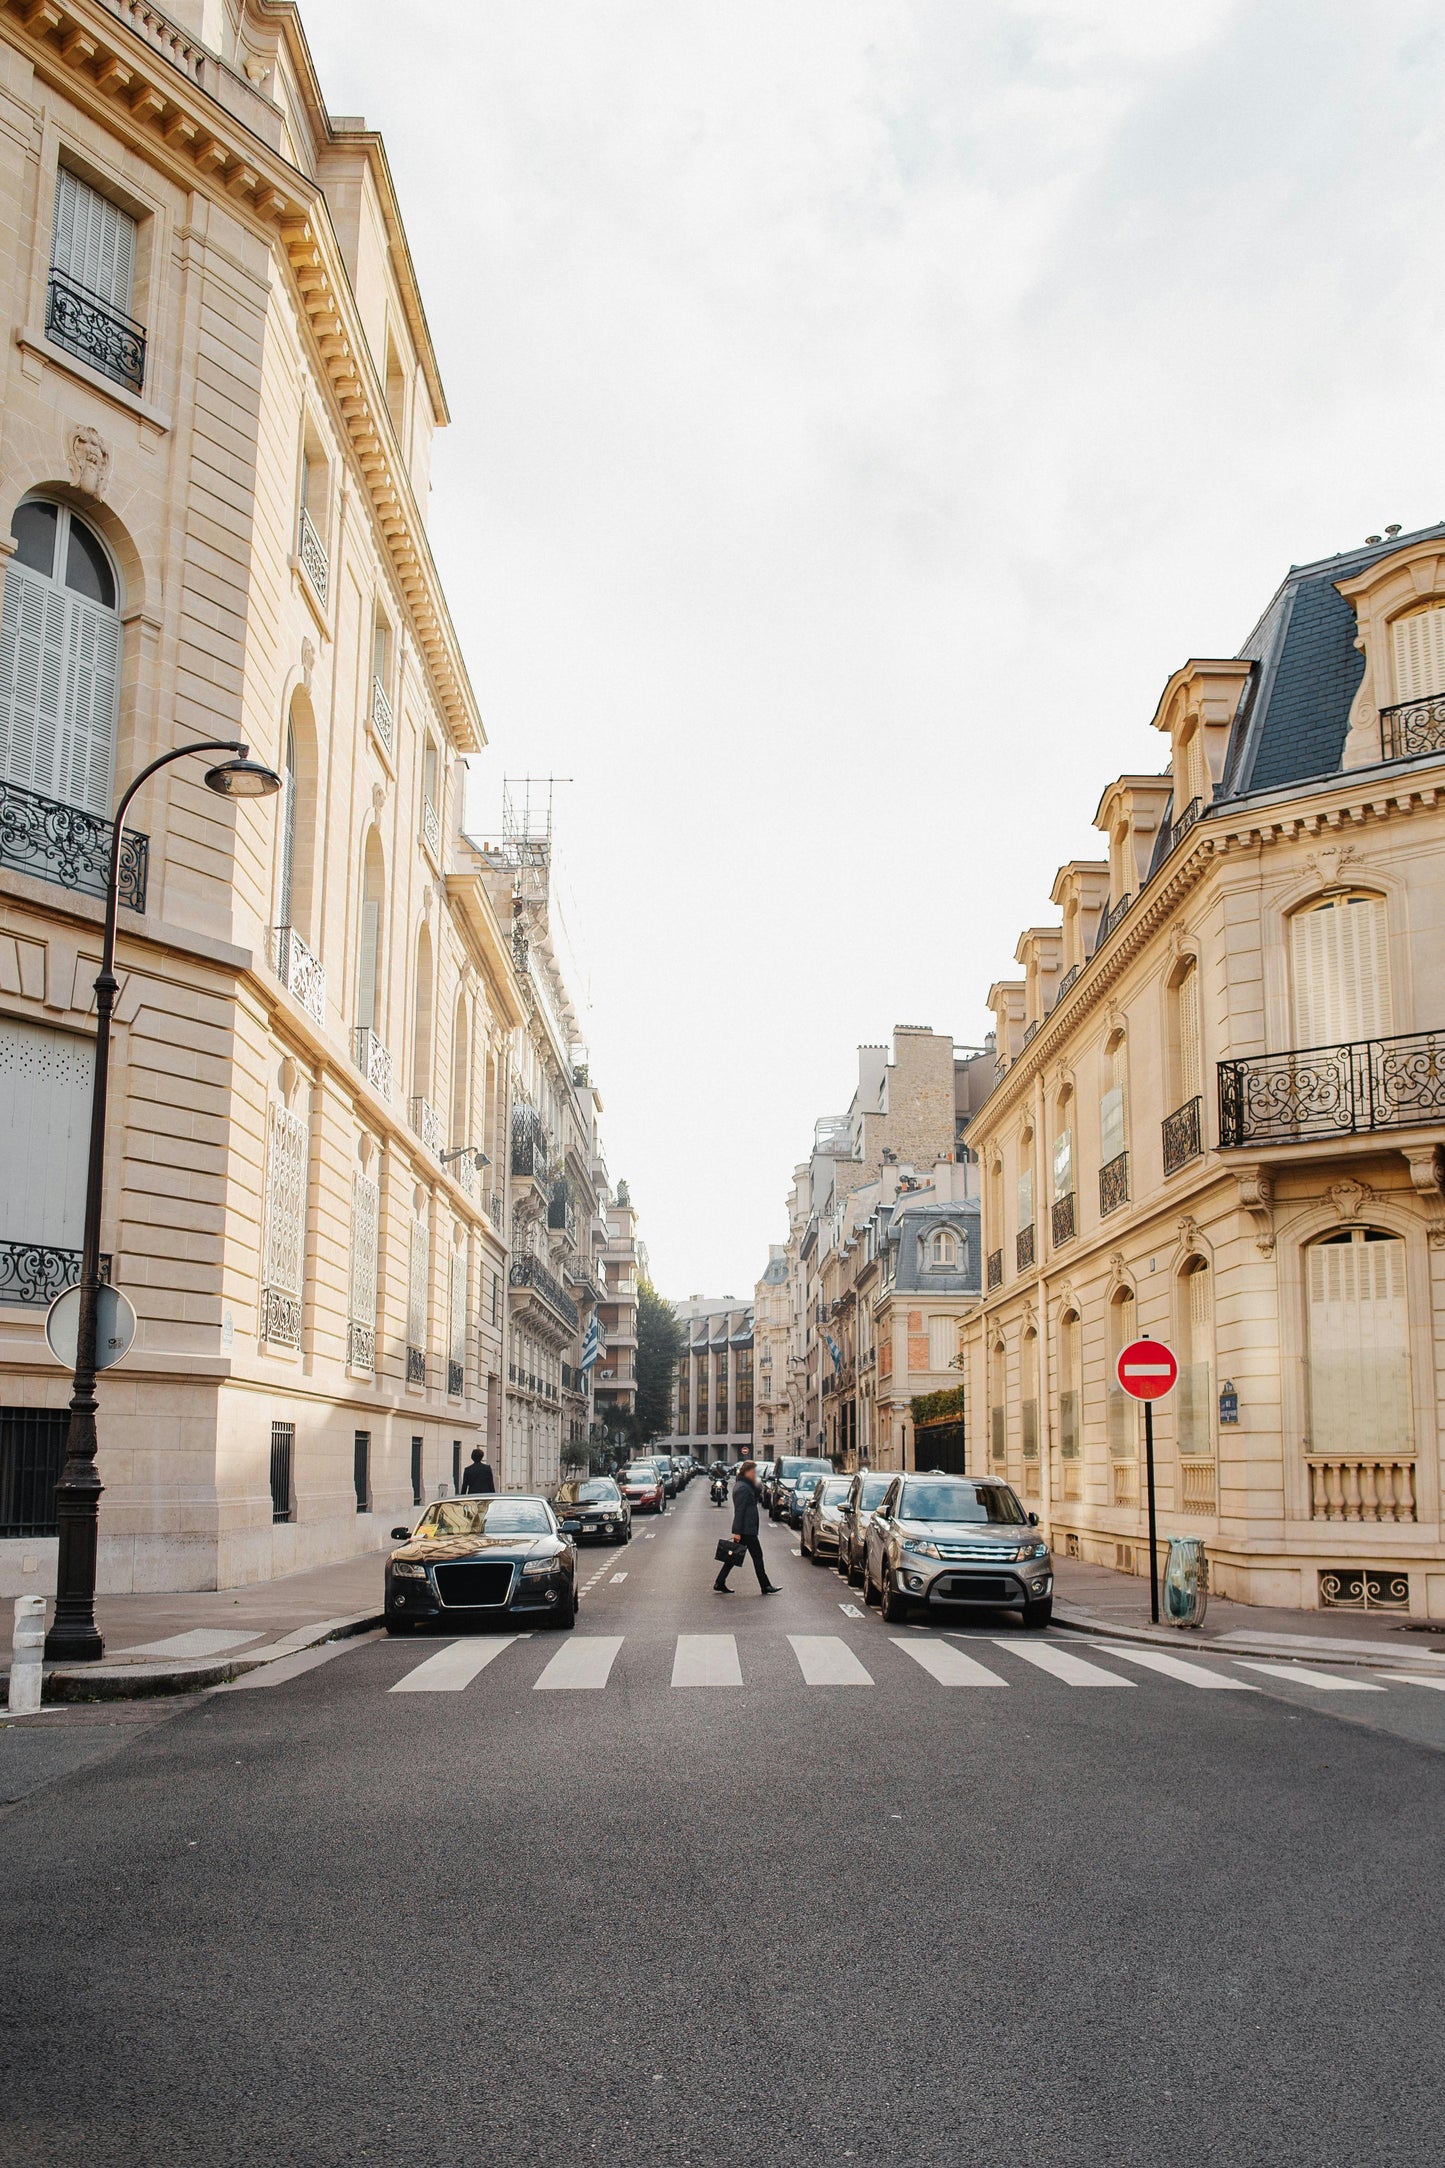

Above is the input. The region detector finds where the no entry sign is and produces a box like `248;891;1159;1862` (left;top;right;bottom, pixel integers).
1116;1338;1178;1400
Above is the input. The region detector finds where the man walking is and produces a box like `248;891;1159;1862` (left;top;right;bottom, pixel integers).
460;1448;495;1496
714;1459;780;1595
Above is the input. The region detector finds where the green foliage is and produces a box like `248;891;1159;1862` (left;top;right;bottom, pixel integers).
635;1279;685;1443
911;1383;967;1429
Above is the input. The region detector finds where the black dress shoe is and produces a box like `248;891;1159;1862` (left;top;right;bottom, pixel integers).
761;1583;781;1595
713;1583;733;1594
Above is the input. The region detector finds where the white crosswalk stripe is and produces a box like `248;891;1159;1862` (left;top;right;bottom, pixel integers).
893;1637;1007;1687
390;1636;523;1693
1379;1672;1445;1691
789;1634;873;1685
672;1634;743;1686
534;1636;624;1690
1095;1646;1257;1689
1233;1660;1385;1693
992;1638;1135;1687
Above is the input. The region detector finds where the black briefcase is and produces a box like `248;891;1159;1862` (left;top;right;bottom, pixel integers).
715;1538;744;1566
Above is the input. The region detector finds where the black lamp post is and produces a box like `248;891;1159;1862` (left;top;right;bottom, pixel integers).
44;740;282;1663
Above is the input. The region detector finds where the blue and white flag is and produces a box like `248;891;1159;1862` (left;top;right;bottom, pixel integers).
581;1316;601;1372
823;1332;842;1372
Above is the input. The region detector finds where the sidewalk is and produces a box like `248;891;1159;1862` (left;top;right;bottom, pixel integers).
3;1551;386;1705
1054;1554;1445;1672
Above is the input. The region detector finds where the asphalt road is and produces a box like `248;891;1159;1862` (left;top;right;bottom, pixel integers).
3;1482;1444;2168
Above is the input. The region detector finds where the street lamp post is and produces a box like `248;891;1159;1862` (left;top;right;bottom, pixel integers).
44;740;282;1663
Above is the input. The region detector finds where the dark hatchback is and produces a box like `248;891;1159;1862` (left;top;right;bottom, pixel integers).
552;1476;631;1545
385;1497;581;1634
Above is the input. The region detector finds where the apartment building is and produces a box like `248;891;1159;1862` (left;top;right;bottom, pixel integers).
961;523;1445;1619
591;1183;640;1439
666;1295;754;1460
752;1247;789;1452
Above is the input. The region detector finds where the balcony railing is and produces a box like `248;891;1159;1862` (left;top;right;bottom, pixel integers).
409;1095;443;1156
46;267;146;392
422;795;442;859
370;674;393;754
509;1253;580;1331
1022;1018;1039;1046
261;1287;302;1348
511;1104;551;1181
298;505;329;606
1162;1095;1203;1175
448;1359;465;1399
273;925;326;1026
0;777;147;910
346;1320;374;1371
1051;1191;1076;1247
1168;796;1203;853
0;1241;110;1307
1054;964;1080;1006
1095;892;1132;948
352;1025;394;1104
986;1248;1003;1292
1380;695;1445;763
1307;1456;1416;1524
1099;1151;1130;1216
1016;1224;1035;1273
1218;1029;1445;1147
406;1345;426;1387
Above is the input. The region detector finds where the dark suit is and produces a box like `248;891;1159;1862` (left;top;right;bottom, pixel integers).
715;1474;770;1590
460;1457;496;1495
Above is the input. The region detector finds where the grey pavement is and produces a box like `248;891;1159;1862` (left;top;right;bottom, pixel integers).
2;1484;1443;2166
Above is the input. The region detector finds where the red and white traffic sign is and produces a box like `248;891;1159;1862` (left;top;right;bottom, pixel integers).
1116;1338;1178;1400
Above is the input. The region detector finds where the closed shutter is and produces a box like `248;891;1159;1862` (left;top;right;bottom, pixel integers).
0;563;67;799
1100;1046;1127;1163
1390;604;1445;704
1016;1165;1034;1231
348;1172;378;1330
1178;1264;1212;1455
263;1103;308;1299
59;593;120;816
990;1405;1005;1461
0;1019;93;1245
357;897;381;1029
1291;896;1392;1046
928;1317;955;1371
1176;966;1200;1101
1307;1233;1411;1458
51;168;136;312
407;1211;430;1350
1052;1127;1073;1200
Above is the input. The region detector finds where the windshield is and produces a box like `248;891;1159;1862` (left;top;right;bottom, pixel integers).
855;1476;890;1509
556;1480;619;1504
817;1479;850;1505
415;1500;552;1538
622;1466;659;1484
898;1481;1026;1525
779;1459;827;1483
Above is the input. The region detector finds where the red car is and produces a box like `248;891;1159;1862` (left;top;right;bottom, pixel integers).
619;1460;666;1513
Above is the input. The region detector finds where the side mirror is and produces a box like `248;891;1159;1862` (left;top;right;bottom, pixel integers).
561;1518;582;1535
390;1526;413;1540
1027;1512;1040;1527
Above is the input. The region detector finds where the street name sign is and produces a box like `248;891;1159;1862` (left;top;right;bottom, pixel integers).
1116;1339;1178;1400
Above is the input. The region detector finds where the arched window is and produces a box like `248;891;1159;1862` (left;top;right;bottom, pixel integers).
450;990;470;1148
1058;1310;1081;1461
1177;1258;1213;1455
1306;1229;1410;1458
1169;962;1201;1108
928;1227;958;1269
1290;894;1391;1046
412;927;434;1105
356;830;385;1034
0;497;121;815
1100;1033;1128;1167
278;723;298;928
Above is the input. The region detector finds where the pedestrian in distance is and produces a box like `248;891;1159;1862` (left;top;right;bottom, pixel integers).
459;1448;496;1496
714;1459;780;1596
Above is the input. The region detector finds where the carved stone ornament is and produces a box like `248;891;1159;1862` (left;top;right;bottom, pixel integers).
300;638;316;687
1306;842;1357;894
1058;1280;1077;1317
420;882;433;919
1328;1178;1370;1223
66;425;109;497
1236;1167;1275;1255
371;782;387;818
1177;1213;1200;1252
1404;1146;1445;1248
279;1055;298;1105
1021;1300;1037;1337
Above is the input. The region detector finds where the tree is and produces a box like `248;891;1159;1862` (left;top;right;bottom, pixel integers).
634;1279;683;1444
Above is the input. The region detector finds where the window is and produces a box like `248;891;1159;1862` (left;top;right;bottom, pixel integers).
411;927;434;1105
928;1228;959;1270
297;444;329;605
356;831;386;1033
0;1018;94;1277
278;722;298;930
1390;603;1445;705
1;499;121;818
1052;1126;1073;1203
421;739;441;857
0;1408;69;1537
269;1422;295;1524
1016;1160;1034;1232
1177;1260;1213;1455
261;1101;308;1349
411;1435;424;1507
1107;1289;1138;1458
450;992;470;1149
1059;1311;1081;1459
1100;1037;1127;1165
353;1431;371;1513
448;1243;466;1398
1172;963;1201;1105
407;1202;430;1381
1290;894;1392;1046
928;1316;956;1371
1179;723;1206;811
1306;1230;1410;1458
47;167;144;392
347;1168;379;1371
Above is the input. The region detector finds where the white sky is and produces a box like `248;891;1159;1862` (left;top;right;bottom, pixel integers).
301;0;1445;1299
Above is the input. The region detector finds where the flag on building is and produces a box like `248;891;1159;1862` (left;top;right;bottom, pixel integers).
581;1316;601;1372
824;1332;842;1371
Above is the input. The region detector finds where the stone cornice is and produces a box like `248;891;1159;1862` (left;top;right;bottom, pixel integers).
2;0;484;754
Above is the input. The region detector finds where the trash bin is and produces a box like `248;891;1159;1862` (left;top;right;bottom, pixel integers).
1163;1536;1208;1629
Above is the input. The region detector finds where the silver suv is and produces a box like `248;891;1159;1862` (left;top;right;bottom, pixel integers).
863;1474;1052;1626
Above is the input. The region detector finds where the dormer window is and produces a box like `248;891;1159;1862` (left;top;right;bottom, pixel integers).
927;1228;959;1270
1390;602;1445;707
47;168;145;393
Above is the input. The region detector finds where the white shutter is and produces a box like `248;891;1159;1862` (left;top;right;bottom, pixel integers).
1308;1234;1411;1457
0;1018;93;1245
1291;898;1392;1046
0;563;68;798
928;1317;955;1371
1178;1264;1212;1455
1177;966;1200;1101
1052;1127;1073;1200
1016;1164;1034;1230
349;1172;378;1330
51;168;136;313
1100;1087;1125;1165
1390;605;1445;704
407;1211;430;1350
357;897;381;1029
59;594;120;816
263;1103;308;1298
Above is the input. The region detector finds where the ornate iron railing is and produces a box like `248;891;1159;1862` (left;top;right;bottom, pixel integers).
1016;1223;1035;1272
448;1358;465;1399
1051;1191;1076;1247
260;1286;302;1348
1095;892;1132;947
1380;695;1445;763
1022;1018;1039;1046
1218;1029;1445;1146
46;268;146;392
370;674;393;754
1162;1095;1203;1174
1054;964;1080;1005
1099;1151;1130;1215
346;1320;374;1371
509;1253;580;1331
0;1241;110;1307
406;1345;426;1387
298;505;329;605
0;777;147;910
1169;797;1203;853
511;1103;550;1180
422;795;442;859
409;1095;443;1156
486;1190;505;1228
986;1248;1003;1292
352;1025;394;1104
273;924;326;1025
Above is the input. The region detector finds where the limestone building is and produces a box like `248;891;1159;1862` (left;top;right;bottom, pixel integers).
666;1296;754;1460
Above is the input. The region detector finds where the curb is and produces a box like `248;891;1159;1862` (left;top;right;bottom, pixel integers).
2;1608;384;1705
1052;1602;1445;1675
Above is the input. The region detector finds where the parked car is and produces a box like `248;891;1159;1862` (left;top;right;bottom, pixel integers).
385;1496;580;1634
836;1471;893;1586
671;1456;691;1489
799;1474;851;1562
769;1455;833;1523
552;1476;631;1545
619;1462;667;1513
862;1475;1052;1626
755;1460;776;1505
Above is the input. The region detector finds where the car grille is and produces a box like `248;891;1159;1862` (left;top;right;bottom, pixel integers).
934;1543;1025;1562
938;1573;1017;1602
434;1561;515;1608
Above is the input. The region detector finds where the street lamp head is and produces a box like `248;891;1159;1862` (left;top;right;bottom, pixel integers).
204;755;283;800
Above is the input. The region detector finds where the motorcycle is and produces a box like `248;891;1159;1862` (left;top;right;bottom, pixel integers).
710;1472;728;1506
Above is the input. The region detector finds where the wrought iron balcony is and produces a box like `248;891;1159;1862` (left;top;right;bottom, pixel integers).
46;268;146;392
511;1104;551;1181
298;505;329;606
1168;796;1203;853
448;1358;465;1399
273;925;325;1026
422;795;442;860
486;1190;505;1229
370;674;394;754
1218;1029;1445;1147
261;1287;302;1348
986;1247;1003;1292
1162;1095;1204;1174
1051;1191;1076;1247
1016;1223;1035;1272
1380;695;1445;764
406;1345;426;1387
1095;892;1132;948
352;1024;394;1104
346;1320;374;1371
1022;1018;1039;1046
409;1095;443;1156
1054;964;1080;1006
509;1253;580;1331
0;1241;110;1307
1099;1151;1130;1215
0;776;147;910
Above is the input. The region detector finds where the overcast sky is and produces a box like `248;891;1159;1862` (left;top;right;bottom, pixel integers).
303;0;1445;1300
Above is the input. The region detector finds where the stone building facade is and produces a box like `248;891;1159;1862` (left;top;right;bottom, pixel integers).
665;1295;754;1461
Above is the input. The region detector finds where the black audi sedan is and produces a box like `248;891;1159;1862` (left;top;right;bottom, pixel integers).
552;1476;631;1545
385;1496;581;1634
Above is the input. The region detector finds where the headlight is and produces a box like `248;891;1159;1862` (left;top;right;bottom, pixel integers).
1029;1540;1050;1559
390;1560;426;1580
902;1539;941;1560
521;1557;556;1578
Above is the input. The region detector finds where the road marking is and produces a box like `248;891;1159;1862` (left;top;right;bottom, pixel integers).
892;1638;1007;1687
1379;1672;1445;1691
790;1548;801;1557
789;1634;873;1685
121;1628;265;1658
1097;1647;1257;1689
609;1572;628;1583
991;1639;1136;1687
534;1636;624;1690
389;1636;523;1693
223;1640;363;1689
839;1603;863;1619
672;1634;743;1686
1233;1660;1386;1693
644;1534;656;1540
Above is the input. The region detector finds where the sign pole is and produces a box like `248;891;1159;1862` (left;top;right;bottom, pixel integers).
1144;1399;1159;1626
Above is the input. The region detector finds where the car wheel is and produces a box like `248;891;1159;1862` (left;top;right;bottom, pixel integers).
880;1571;909;1624
1022;1597;1053;1630
811;1541;828;1567
864;1564;881;1607
552;1588;577;1629
848;1554;864;1588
